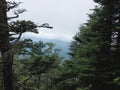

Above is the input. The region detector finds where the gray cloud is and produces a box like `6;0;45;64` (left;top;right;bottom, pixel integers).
9;0;96;41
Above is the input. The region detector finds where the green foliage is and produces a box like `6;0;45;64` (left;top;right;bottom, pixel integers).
12;40;64;90
0;0;55;90
114;77;120;85
9;20;38;34
67;0;120;90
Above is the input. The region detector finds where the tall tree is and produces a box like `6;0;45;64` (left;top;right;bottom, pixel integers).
68;0;120;90
0;1;53;90
0;0;14;90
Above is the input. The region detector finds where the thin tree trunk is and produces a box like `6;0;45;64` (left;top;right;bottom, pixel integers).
0;0;14;90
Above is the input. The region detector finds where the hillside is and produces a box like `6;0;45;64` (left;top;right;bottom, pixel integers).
22;35;71;59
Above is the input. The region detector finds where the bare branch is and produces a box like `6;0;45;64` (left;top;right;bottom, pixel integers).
7;1;22;12
14;9;27;15
7;14;19;20
38;23;53;29
7;9;26;20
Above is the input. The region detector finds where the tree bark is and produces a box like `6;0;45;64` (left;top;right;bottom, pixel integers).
0;0;14;90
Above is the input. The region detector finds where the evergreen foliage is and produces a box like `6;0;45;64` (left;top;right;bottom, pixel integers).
67;0;120;90
0;0;53;90
13;41;62;90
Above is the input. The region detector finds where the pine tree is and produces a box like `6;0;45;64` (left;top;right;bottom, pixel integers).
13;41;62;90
68;0;120;90
0;1;53;90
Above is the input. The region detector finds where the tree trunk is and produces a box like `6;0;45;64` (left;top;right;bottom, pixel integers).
0;0;14;90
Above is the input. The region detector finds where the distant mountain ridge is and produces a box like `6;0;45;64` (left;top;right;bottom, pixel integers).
23;36;71;59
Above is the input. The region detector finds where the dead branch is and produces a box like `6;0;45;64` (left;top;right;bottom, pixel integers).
7;9;26;20
7;1;22;12
38;23;53;29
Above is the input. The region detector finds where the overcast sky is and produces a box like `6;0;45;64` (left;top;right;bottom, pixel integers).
9;0;96;41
